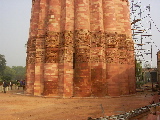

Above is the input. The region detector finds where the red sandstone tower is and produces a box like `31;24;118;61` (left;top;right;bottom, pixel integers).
26;0;136;97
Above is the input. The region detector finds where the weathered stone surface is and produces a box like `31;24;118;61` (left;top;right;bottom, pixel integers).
26;0;136;97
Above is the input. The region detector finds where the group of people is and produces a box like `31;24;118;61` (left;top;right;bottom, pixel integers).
16;80;25;90
2;80;25;93
2;80;9;93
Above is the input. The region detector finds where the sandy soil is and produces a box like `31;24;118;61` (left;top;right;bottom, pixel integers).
0;86;153;120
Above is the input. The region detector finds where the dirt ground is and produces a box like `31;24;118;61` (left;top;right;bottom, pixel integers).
0;85;154;120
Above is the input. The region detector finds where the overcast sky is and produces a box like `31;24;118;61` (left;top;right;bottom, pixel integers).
0;0;160;67
130;0;160;67
0;0;32;67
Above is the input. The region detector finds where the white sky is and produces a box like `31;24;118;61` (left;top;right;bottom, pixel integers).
129;0;160;68
0;0;160;67
0;0;32;67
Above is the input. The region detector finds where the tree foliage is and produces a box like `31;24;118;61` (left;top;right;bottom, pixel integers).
3;66;16;80
0;54;26;81
0;54;6;78
135;60;143;81
2;66;26;81
12;66;26;80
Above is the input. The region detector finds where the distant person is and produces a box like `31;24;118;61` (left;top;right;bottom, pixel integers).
9;81;12;90
20;80;23;87
17;80;20;90
3;80;8;93
22;80;25;90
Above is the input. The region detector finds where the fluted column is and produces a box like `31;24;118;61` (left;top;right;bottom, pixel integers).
74;0;91;97
58;0;74;97
26;0;40;95
103;0;120;96
43;0;61;96
114;0;125;34
118;34;129;95
123;0;132;37
117;0;133;95
34;0;47;96
90;0;106;97
123;1;136;94
127;40;136;94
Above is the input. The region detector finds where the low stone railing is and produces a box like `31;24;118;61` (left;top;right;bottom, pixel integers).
88;102;160;120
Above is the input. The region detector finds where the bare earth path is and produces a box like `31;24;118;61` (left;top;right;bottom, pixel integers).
0;87;153;120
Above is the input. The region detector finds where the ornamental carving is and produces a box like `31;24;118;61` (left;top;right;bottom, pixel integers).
118;34;127;49
63;55;73;63
59;48;73;63
106;49;117;57
91;55;103;62
27;38;36;52
36;50;45;57
75;47;90;62
119;51;127;59
90;48;105;62
75;50;90;62
127;52;135;64
45;32;60;48
105;33;118;48
75;54;90;62
27;37;36;64
27;39;31;49
36;39;45;49
31;39;36;50
60;31;73;47
59;49;64;63
76;48;90;54
106;57;114;63
35;57;44;63
126;40;134;51
35;49;45;63
27;51;36;64
118;50;127;64
91;31;104;47
106;50;118;63
45;48;59;63
75;29;91;47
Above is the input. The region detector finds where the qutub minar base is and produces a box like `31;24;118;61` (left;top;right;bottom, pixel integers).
26;0;136;97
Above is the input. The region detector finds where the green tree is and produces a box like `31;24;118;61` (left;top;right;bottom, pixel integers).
135;60;143;81
0;54;6;79
12;66;26;80
2;66;16;81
